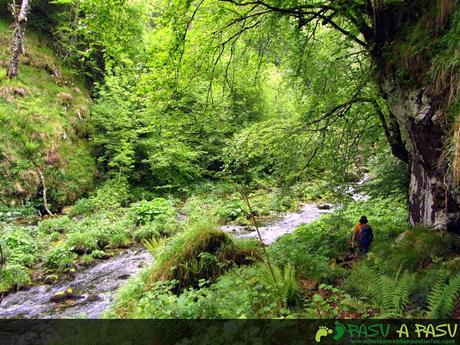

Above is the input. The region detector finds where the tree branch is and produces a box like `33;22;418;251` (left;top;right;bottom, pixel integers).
218;0;369;48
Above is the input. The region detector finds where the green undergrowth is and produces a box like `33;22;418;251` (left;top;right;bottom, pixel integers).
107;196;460;319
0;180;180;293
273;197;460;318
0;19;95;210
0;178;322;294
107;221;263;318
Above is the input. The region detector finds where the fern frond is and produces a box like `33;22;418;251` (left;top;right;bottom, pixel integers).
379;275;395;312
350;265;380;299
444;273;460;315
142;237;165;256
427;271;449;319
392;272;415;315
429;273;460;319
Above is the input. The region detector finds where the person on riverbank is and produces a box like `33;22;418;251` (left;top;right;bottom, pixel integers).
351;216;374;256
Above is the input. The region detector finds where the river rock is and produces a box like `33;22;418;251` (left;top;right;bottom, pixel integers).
44;274;59;285
50;291;67;302
71;246;88;255
50;288;84;303
67;268;77;277
86;293;102;302
32;273;45;283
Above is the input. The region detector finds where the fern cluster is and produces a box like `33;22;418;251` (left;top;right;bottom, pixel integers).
427;272;460;318
259;263;299;306
378;272;415;317
346;264;416;317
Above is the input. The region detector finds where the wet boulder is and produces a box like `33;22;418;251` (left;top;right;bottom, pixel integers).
67;268;77;277
44;274;60;285
86;294;102;302
50;288;84;303
71;246;88;255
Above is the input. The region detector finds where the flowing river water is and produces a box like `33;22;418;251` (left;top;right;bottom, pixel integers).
0;204;332;319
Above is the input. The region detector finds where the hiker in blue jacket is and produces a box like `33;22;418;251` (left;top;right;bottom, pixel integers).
352;216;374;257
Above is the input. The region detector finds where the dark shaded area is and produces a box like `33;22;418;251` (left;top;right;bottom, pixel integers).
0;320;459;345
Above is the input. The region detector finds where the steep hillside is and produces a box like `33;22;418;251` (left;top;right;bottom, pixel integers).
0;20;95;213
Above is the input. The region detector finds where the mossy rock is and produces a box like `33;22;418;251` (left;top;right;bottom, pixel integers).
147;223;262;292
49;288;83;302
44;274;60;285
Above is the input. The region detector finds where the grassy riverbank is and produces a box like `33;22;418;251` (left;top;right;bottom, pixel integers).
106;196;460;319
1;179;330;294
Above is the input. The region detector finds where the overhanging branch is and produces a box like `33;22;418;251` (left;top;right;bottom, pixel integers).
218;0;369;48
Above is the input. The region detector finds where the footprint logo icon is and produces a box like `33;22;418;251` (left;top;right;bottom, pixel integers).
333;321;346;341
315;326;333;343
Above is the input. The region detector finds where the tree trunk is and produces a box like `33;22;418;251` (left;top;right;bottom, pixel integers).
38;170;53;216
7;0;30;79
382;82;460;230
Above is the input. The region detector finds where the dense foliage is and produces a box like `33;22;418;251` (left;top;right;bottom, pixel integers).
0;0;459;321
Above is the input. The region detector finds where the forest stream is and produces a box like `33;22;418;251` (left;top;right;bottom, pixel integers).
0;204;331;319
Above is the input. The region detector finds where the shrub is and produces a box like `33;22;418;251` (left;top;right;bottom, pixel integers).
79;254;95;266
1;226;40;267
183;196;248;225
66;231;99;254
302;283;372;318
38;216;73;234
45;245;76;270
113;263;290;319
70;198;95;217
270;240;335;282
133;223;161;241
129;198;176;225
109;218;265;318
0;264;30;291
70;179;130;216
0;203;36;223
101;221;132;249
385;227;456;273
129;198;179;237
90;249;109;259
270;215;352;268
46;231;61;243
220;199;247;222
107;231;131;249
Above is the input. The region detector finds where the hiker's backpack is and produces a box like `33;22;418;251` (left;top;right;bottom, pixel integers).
358;225;373;246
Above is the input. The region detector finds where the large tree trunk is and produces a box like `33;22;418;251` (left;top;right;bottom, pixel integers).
7;0;30;79
383;83;460;230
